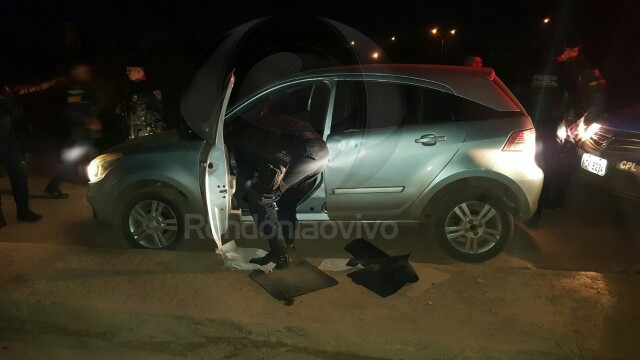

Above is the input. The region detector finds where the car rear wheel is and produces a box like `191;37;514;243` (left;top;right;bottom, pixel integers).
431;187;513;262
120;188;187;250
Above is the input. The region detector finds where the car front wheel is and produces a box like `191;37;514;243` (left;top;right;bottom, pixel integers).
431;187;513;262
120;188;186;250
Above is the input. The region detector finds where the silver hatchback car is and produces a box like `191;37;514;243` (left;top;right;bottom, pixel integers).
87;63;542;262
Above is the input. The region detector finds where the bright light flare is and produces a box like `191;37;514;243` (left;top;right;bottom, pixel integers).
431;28;438;35
543;17;551;24
87;153;122;183
350;40;356;46
371;51;380;59
557;122;568;141
391;36;396;41
450;29;456;35
578;122;602;141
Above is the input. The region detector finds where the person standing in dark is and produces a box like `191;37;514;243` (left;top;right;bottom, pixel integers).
44;63;102;199
525;40;607;224
0;84;42;227
228;105;329;270
464;55;484;68
117;59;165;140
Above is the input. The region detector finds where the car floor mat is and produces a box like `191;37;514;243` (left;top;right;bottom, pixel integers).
344;238;390;260
249;251;338;300
344;239;419;298
347;268;407;298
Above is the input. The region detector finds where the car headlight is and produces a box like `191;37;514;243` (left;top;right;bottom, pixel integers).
87;153;122;183
578;122;601;141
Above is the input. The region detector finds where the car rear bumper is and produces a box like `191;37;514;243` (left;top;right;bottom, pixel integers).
491;152;544;220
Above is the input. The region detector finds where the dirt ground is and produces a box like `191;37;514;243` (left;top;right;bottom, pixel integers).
1;177;640;359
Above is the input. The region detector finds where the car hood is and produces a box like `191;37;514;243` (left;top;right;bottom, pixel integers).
597;105;640;133
180;17;389;143
105;129;188;156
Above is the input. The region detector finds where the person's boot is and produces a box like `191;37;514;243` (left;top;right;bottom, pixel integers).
17;207;42;222
250;251;290;269
44;181;69;199
250;236;290;270
284;236;296;251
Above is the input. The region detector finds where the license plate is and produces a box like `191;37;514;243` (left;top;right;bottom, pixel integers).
581;153;607;176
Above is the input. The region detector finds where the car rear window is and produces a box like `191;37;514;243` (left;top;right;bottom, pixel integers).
456;96;523;121
492;76;528;115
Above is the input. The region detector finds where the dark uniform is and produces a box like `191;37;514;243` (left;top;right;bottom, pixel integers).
119;81;165;140
526;54;607;212
0;88;41;226
229;112;329;269
45;81;101;197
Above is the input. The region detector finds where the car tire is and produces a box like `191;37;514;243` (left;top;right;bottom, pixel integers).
431;187;514;262
119;187;187;250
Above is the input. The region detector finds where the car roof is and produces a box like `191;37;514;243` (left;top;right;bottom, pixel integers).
251;64;520;112
297;64;496;82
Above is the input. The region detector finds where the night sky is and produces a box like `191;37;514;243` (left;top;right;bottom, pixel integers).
2;0;639;120
3;1;636;65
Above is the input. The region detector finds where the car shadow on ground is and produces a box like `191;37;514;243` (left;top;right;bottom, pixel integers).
504;178;640;272
213;221;460;265
64;218;129;249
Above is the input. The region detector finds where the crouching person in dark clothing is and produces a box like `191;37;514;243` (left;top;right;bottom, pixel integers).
229;109;329;270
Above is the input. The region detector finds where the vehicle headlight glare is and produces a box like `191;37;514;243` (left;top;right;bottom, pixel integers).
87;153;122;183
576;117;601;141
583;123;601;140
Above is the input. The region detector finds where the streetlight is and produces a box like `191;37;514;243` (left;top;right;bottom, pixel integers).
371;51;380;60
430;27;457;58
391;36;396;41
543;17;551;24
350;40;356;46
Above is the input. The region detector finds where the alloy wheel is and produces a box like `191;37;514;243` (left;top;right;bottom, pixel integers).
443;201;503;254
128;200;179;249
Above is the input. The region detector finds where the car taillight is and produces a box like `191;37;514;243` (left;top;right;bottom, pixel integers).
502;128;535;152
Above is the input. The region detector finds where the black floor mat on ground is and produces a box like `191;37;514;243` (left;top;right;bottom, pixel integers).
249;251;338;300
345;239;419;298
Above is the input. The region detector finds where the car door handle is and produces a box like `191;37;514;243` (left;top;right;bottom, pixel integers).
415;134;446;146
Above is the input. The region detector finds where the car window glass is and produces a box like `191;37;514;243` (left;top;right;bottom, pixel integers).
331;80;458;132
229;81;330;134
364;81;406;129
330;80;366;133
371;83;458;127
414;87;457;124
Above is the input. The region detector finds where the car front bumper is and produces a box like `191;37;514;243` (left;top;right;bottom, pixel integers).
577;143;640;199
87;177;117;224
